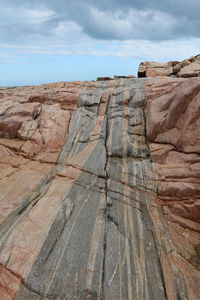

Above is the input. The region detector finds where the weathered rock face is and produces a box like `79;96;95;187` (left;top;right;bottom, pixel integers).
0;77;199;300
138;54;200;78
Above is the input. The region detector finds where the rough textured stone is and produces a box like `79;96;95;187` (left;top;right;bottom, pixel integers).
145;77;200;299
177;63;200;77
138;62;173;77
0;77;199;300
138;54;200;78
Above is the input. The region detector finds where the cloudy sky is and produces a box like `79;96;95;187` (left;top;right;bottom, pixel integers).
0;0;200;86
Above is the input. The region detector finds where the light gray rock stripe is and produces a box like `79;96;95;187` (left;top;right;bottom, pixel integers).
13;78;191;300
16;81;111;300
103;81;128;299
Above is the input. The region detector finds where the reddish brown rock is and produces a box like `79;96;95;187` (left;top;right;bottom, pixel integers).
145;78;200;153
138;62;173;77
138;54;200;78
177;63;200;77
144;77;200;299
0;264;23;300
173;59;192;75
0;77;200;300
146;66;173;77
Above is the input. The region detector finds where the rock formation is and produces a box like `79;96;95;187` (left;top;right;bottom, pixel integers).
0;72;199;299
138;54;200;78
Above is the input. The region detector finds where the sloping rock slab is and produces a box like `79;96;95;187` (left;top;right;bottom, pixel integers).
0;77;199;300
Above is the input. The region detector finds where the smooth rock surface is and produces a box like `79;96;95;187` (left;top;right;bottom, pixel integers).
0;77;199;300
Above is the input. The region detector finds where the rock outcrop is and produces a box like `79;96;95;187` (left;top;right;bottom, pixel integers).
138;54;200;78
0;76;199;299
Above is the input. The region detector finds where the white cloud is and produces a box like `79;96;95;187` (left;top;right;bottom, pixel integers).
0;5;56;25
0;38;200;63
111;39;200;61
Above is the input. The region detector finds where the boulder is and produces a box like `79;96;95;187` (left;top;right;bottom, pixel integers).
177;63;200;77
138;54;200;78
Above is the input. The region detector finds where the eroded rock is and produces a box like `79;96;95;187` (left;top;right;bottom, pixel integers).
138;54;200;78
0;77;199;300
145;78;200;299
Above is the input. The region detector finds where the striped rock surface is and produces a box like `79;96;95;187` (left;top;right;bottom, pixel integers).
0;78;199;300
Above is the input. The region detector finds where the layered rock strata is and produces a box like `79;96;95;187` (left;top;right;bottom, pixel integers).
0;77;199;299
138;54;200;78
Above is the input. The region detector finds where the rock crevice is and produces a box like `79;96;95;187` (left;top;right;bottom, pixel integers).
0;76;199;299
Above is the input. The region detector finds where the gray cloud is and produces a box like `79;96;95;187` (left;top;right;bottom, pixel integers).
0;0;200;44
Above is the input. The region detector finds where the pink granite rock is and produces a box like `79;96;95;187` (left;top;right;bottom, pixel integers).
138;54;200;78
0;76;200;300
145;78;200;298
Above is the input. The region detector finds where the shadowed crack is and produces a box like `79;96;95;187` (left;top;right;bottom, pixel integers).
101;98;110;300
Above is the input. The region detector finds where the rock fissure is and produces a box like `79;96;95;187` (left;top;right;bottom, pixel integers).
0;73;200;299
101;98;110;300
